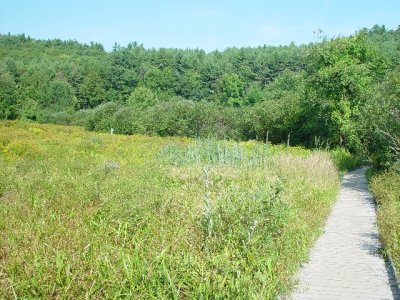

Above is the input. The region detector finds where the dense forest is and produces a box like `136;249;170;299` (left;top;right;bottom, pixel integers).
0;25;399;168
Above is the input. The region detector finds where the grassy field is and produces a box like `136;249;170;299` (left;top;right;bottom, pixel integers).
370;169;400;276
0;121;340;299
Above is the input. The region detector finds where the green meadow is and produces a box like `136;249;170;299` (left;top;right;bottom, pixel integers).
0;121;340;299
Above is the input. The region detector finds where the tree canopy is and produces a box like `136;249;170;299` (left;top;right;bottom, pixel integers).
1;25;399;168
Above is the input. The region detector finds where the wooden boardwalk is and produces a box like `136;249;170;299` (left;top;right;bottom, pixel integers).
291;168;399;299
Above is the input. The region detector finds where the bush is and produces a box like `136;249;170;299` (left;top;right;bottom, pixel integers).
139;100;250;140
112;107;144;135
69;109;93;126
250;93;302;144
329;148;365;172
145;99;196;137
36;109;72;125
85;102;121;132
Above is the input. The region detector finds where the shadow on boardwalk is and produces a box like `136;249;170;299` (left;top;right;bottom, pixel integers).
290;168;399;300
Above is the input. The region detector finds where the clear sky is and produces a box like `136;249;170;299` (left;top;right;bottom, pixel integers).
1;0;399;51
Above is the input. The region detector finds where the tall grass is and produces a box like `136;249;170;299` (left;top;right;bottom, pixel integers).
329;148;365;173
159;138;309;167
370;169;400;275
0;121;339;299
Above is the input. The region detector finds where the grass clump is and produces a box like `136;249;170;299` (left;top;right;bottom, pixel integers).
159;139;310;167
370;168;400;275
0;121;339;299
329;147;365;172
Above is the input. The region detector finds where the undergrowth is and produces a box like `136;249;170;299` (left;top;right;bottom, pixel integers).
329;148;365;173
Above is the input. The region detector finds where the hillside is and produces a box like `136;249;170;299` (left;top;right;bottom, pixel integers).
1;26;399;168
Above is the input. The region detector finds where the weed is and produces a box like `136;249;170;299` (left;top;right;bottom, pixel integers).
202;166;213;240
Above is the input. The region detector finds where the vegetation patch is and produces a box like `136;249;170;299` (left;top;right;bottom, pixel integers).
1;24;399;298
0;121;339;299
370;169;400;275
329;148;365;173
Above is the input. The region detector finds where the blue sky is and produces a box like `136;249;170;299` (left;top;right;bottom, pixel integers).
1;0;399;51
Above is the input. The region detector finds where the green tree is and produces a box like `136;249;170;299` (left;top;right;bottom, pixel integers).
144;66;176;100
244;83;263;106
0;65;17;119
302;33;387;150
360;66;400;168
41;80;77;111
127;86;158;109
219;73;245;107
177;70;203;100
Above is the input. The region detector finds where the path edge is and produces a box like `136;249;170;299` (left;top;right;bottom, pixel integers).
368;165;400;298
386;251;400;298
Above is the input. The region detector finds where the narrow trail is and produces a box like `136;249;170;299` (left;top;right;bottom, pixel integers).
291;168;399;300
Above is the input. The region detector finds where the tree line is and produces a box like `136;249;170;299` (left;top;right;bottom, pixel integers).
0;25;399;168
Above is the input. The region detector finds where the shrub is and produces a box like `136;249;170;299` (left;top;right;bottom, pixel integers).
112;106;143;135
145;99;196;137
85;102;121;132
69;109;93;126
329;148;365;172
